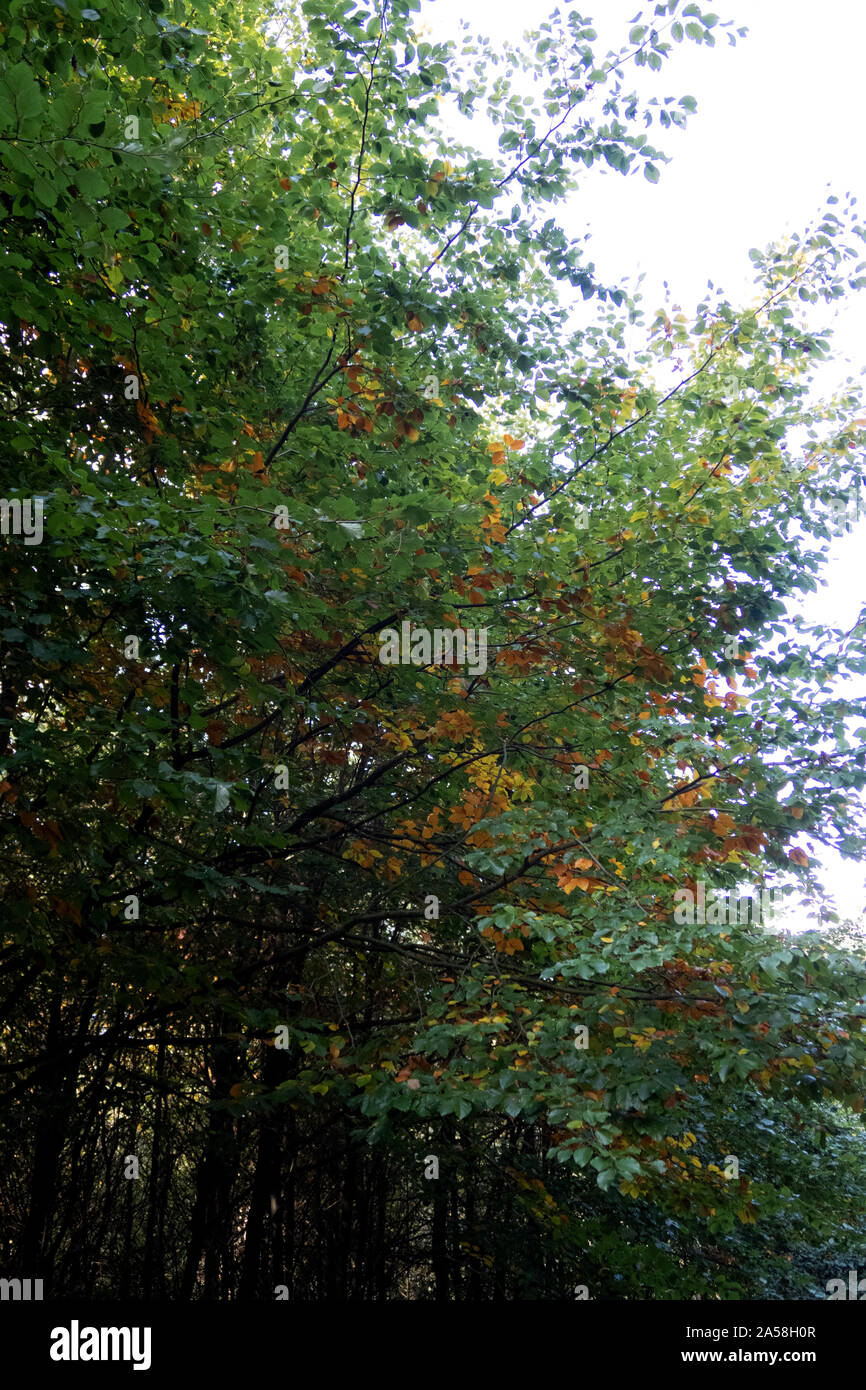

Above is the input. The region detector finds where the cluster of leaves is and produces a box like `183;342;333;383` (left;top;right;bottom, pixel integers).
2;0;866;1297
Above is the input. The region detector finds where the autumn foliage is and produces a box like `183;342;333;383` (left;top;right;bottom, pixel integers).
2;0;866;1299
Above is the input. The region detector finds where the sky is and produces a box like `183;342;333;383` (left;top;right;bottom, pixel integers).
417;0;866;927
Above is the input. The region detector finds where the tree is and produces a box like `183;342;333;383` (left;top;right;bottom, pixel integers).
2;0;866;1299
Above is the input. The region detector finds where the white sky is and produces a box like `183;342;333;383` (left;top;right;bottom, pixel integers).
418;0;866;925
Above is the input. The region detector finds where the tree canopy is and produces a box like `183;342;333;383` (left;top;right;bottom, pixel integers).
3;0;866;1300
